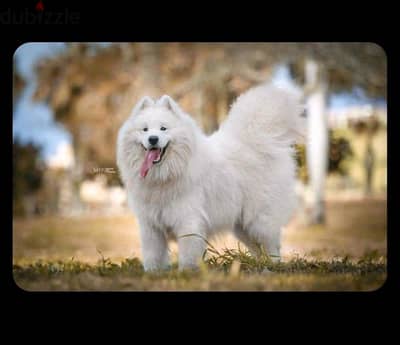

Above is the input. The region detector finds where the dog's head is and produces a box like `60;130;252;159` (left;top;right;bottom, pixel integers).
117;95;197;184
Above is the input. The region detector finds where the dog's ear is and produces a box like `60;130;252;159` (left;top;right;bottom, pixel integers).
157;95;182;116
131;96;154;116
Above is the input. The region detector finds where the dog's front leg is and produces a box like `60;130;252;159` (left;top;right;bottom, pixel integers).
177;223;207;271
139;222;170;272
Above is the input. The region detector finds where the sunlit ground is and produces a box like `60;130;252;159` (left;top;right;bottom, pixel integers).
13;197;386;291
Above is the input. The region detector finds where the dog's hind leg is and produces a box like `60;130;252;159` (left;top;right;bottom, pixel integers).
236;216;281;263
233;222;262;257
250;214;282;263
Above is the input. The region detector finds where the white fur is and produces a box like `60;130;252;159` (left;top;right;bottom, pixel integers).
117;84;306;271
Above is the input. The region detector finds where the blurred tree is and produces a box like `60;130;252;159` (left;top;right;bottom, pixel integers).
295;132;353;184
328;131;353;175
31;43;386;220
295;144;308;183
13;140;44;216
303;58;328;224
13;69;25;106
287;43;385;224
33;43;134;188
349;115;380;195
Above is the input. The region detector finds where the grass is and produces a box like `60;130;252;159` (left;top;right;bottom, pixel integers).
13;249;386;291
13;198;386;291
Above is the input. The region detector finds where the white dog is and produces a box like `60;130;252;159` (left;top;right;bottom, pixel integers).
117;84;305;271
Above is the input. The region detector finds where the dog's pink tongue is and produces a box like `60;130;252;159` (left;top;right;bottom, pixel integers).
140;149;161;178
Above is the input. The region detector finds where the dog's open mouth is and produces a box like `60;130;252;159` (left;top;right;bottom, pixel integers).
140;143;169;178
152;144;168;164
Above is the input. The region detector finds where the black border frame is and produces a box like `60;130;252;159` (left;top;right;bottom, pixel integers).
1;1;397;318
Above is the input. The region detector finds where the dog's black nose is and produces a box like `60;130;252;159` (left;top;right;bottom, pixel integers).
148;136;159;145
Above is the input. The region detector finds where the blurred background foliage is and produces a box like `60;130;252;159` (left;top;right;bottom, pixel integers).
295;131;354;184
13;43;386;218
13;140;43;216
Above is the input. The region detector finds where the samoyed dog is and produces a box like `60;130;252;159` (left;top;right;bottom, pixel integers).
117;84;305;271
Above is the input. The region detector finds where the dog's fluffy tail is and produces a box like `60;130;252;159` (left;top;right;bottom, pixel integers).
219;84;306;149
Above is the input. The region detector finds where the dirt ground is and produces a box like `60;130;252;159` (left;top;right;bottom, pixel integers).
13;197;386;263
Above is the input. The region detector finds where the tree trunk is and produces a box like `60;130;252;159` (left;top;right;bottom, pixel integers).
70;134;84;215
364;135;375;196
137;43;160;98
305;59;329;224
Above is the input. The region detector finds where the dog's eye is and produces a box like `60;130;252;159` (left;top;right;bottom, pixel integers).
143;128;148;132
160;126;167;131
